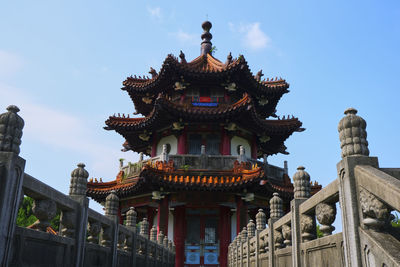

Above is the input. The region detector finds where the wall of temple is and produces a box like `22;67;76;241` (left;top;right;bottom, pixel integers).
157;135;178;155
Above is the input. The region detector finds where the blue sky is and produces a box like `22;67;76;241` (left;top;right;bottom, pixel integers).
1;0;399;218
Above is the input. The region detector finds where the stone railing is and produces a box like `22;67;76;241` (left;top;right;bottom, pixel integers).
228;108;400;267
121;144;286;180
0;105;175;267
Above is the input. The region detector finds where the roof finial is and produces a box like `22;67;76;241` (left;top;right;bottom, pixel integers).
200;21;213;56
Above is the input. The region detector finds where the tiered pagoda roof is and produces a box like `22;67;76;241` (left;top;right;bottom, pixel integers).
87;160;322;203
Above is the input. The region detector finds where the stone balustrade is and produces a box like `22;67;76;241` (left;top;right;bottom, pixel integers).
0;105;175;267
228;108;400;267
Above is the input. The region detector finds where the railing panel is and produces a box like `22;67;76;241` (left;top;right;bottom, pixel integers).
299;179;339;215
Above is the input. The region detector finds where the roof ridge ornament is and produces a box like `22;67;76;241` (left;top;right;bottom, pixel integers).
200;21;212;55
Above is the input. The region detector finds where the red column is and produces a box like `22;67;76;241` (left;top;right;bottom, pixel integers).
177;127;187;154
219;206;231;267
221;129;231;155
118;206;123;224
151;135;158;157
174;206;186;267
251;135;257;159
157;196;169;236
236;197;248;235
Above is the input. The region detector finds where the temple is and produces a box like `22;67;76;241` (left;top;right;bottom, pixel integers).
86;21;321;267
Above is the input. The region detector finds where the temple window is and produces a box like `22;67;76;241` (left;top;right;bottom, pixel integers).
188;134;202;154
206;134;220;155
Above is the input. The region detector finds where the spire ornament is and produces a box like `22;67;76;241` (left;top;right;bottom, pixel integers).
200;21;213;55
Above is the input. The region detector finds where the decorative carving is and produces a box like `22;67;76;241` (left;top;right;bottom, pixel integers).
293;166;311;199
69;163;89;196
270;192;283;220
179;50;187;64
32;198;57;232
158;231;165;245
149;67;157;78
256;209;266;230
163;236;169;248
105;191;119;217
282;224;292;246
225;52;233;65
87;221;101;243
300;214;314;242
316;203;336;236
338;108;369;158
140;218;149;237
60;210;76;237
255;70;264;82
247;219;255;238
124;234;132;251
274;230;283;250
359;188;391;231
0;105;24;155
168;240;173;251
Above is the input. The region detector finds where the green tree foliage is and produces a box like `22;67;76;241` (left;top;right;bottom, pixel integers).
17;196;61;231
392;213;400;228
316;224;323;238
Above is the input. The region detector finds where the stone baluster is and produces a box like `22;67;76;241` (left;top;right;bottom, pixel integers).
150;225;157;241
256;209;266;231
238;145;246;162
163;236;169;248
269;192;284;253
139;218;149;237
118;231;126;250
105;190;119;219
282;224;292;246
168;240;173;251
101;191;119;250
32;198;57;232
125;207;137;232
300;214;314;242
139;152;143;161
87;221;101;244
316;203;337;236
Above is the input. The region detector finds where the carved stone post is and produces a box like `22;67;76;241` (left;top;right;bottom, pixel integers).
66;163;89;266
268;192;284;266
0;105;25;266
255;209;266;266
315;203;336;236
140;218;149;237
291;166;311;267
125;206;137;263
103;191;119;267
126;207;137;231
150;225;157;241
337;108;378;267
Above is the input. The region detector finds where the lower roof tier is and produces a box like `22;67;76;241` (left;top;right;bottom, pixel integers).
86;159;321;203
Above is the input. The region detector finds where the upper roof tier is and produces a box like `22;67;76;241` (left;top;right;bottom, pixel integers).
123;53;289;117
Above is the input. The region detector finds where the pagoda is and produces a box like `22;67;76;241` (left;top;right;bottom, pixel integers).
87;21;321;267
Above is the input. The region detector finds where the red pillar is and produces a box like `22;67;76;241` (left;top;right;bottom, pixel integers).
118;206;123;224
221;129;231;155
157;196;169;236
219;206;231;267
251;135;257;159
177;127;187;154
174;206;186;267
151;134;158;157
236;197;248;235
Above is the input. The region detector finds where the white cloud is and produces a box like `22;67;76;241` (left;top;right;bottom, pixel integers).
0;50;24;78
171;30;197;45
229;22;271;51
0;83;137;179
147;6;162;20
